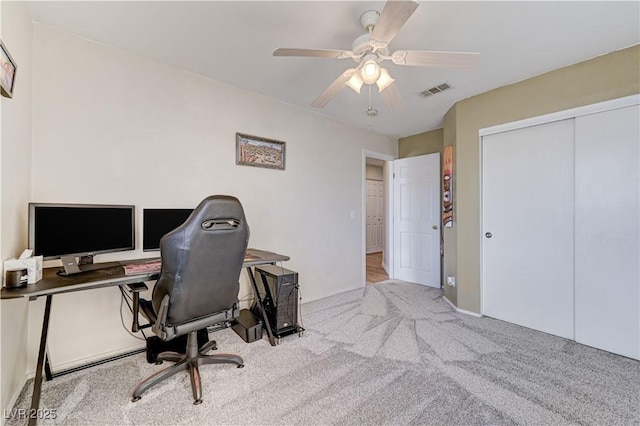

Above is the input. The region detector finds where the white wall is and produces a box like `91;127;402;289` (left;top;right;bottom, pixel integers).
0;1;33;419
27;24;396;371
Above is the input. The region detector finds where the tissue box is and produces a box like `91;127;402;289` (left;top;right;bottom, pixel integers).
4;256;43;284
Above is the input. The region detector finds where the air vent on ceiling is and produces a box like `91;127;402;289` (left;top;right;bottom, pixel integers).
417;83;453;98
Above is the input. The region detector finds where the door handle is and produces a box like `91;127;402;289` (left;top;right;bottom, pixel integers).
485;232;493;238
432;225;438;230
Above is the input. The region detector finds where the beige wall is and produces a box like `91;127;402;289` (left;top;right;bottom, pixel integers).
398;128;443;158
447;45;640;313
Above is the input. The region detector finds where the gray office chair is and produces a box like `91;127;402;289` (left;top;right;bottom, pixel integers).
131;195;249;405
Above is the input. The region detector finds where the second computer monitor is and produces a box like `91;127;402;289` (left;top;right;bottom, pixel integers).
143;208;193;251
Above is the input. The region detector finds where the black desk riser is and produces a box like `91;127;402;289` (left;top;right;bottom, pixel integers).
1;248;289;426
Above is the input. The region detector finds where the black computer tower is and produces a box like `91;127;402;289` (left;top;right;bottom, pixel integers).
254;265;299;334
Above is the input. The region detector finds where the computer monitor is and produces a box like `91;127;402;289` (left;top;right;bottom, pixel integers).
143;208;193;251
28;203;135;275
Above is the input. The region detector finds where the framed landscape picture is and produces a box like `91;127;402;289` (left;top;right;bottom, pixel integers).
236;133;286;170
0;40;17;99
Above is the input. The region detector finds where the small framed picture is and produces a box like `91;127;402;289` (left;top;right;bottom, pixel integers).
236;133;286;170
0;40;17;99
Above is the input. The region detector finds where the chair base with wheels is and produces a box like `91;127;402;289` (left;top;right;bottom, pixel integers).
132;330;244;405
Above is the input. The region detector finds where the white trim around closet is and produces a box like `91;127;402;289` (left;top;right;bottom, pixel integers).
479;94;640;137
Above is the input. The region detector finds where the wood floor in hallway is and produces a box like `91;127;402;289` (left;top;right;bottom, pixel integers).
366;251;389;285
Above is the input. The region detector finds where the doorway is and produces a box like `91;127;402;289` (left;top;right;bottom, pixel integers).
365;158;388;284
362;150;395;286
362;150;442;288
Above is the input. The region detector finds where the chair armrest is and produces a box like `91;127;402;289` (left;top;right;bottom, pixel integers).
152;294;173;341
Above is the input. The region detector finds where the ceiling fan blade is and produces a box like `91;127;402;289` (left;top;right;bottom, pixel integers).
379;81;404;111
311;69;356;109
370;0;419;49
391;50;480;69
273;48;353;59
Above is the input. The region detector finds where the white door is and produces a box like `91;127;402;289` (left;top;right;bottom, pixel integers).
393;153;441;287
482;119;575;339
574;105;639;359
366;180;384;253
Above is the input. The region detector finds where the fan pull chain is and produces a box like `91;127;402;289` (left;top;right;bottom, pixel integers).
368;85;372;133
366;85;378;133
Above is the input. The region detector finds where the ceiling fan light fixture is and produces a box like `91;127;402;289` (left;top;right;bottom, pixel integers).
376;68;395;92
360;57;381;85
273;1;479;112
346;73;364;93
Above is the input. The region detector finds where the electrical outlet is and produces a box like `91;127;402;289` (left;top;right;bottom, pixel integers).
446;276;456;287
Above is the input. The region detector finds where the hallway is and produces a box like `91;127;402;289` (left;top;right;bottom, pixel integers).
366;252;389;285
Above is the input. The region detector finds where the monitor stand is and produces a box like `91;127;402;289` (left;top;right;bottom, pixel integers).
58;255;121;276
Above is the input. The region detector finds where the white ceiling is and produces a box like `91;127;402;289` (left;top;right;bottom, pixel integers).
26;1;639;139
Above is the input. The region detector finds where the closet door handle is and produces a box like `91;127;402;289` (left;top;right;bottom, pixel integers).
485;232;493;238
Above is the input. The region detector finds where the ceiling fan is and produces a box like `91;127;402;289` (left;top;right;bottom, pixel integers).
273;0;479;111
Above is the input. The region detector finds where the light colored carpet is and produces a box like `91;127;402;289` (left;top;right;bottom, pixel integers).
8;280;640;425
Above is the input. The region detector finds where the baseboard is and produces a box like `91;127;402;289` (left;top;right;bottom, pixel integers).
442;295;456;311
443;296;482;318
301;283;364;305
26;343;146;379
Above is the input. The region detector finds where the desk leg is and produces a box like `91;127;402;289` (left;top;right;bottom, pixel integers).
29;294;52;426
245;267;276;347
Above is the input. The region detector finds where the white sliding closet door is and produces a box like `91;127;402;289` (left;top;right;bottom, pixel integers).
574;105;640;359
482;120;575;339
